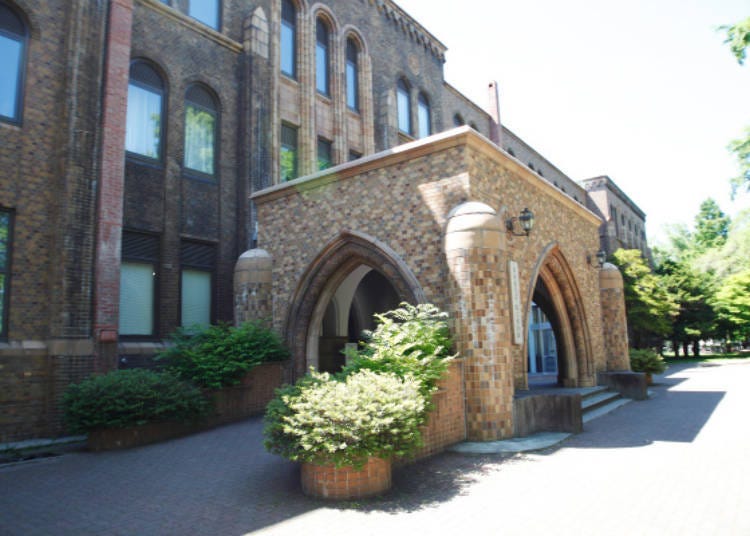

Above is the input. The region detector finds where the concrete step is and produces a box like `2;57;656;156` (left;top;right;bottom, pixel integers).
581;390;621;412
582;397;631;424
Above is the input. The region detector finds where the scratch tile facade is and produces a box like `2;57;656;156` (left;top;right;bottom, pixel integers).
1;0;639;442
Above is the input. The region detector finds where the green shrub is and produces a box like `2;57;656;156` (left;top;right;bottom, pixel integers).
342;303;454;401
264;369;425;468
156;321;289;390
629;348;667;375
63;369;209;434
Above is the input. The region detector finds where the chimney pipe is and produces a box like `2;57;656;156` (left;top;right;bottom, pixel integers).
488;81;502;147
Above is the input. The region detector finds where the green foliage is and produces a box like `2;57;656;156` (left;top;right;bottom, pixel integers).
656;258;718;354
714;269;750;341
722;17;750;65
629;348;667;375
157;321;289;390
264;369;426;469
693;198;731;252
728;128;750;198
722;18;750;196
63;369;209;434
611;249;678;348
342;302;454;401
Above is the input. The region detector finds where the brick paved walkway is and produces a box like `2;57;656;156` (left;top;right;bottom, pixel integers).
2;360;749;535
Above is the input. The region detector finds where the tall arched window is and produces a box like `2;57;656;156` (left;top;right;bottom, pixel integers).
417;92;431;138
315;18;330;96
280;0;296;78
0;3;27;123
345;37;359;111
184;85;218;176
188;0;220;30
126;61;164;159
397;79;411;135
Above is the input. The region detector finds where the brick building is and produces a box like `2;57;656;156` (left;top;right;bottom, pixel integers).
0;0;641;443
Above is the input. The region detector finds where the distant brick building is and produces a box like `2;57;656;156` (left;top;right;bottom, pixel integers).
0;0;642;442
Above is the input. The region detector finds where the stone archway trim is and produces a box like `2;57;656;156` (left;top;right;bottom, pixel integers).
523;242;595;388
284;230;425;379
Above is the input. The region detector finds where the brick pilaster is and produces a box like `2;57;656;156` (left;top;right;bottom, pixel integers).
93;0;133;369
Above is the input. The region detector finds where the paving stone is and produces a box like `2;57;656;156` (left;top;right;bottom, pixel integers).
1;361;749;535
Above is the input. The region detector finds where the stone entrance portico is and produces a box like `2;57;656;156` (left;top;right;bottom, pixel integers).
235;127;630;441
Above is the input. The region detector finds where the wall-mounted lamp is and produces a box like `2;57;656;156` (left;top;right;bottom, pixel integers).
506;207;535;237
587;249;607;268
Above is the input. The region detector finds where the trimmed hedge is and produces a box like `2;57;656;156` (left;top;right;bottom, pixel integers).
63;369;210;434
156;321;289;390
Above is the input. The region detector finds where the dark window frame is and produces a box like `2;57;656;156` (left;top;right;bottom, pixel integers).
317;137;332;170
0;208;14;340
183;84;219;180
188;0;221;31
280;122;299;181
417;92;431;138
315;17;330;96
396;78;412;135
280;0;297;79
119;230;160;340
125;59;166;164
0;3;28;125
345;37;359;111
179;240;216;328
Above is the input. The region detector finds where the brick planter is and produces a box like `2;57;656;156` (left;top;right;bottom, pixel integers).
87;421;199;451
86;362;288;451
301;457;392;500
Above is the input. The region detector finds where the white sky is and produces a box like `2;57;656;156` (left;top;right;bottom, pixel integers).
396;0;750;245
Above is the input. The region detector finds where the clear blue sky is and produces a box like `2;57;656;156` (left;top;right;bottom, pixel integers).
397;0;750;245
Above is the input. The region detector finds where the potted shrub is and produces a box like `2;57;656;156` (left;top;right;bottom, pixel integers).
629;348;667;385
264;303;455;500
264;369;425;499
64;369;210;450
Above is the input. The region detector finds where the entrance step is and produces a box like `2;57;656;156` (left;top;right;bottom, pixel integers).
582;390;631;424
581;389;621;412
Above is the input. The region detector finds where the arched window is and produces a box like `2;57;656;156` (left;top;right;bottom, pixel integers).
453;114;465;127
0;3;27;123
126;61;164;159
397;79;411;135
184;85;218;175
280;0;296;78
345;37;359;111
188;0;220;30
315;18;330;96
417;92;431;137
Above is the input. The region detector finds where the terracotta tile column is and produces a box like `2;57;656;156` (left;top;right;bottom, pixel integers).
445;202;514;440
234;249;273;326
599;262;630;371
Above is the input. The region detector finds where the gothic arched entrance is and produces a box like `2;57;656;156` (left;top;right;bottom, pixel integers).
524;244;595;388
284;231;424;379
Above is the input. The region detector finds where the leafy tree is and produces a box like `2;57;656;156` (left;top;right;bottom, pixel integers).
611;249;677;349
713;270;750;342
723;17;750;65
693;198;730;252
656;259;717;357
723;17;750;196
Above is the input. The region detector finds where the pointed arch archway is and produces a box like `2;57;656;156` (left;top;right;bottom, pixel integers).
284;230;425;379
522;243;596;388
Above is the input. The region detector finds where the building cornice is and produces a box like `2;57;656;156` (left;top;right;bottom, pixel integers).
370;0;447;62
252;127;603;228
580;176;646;220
